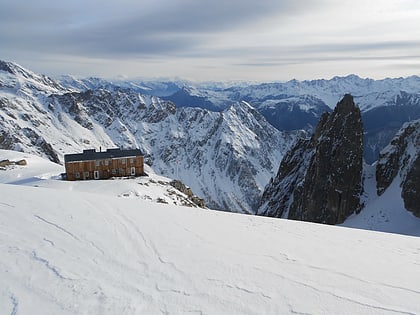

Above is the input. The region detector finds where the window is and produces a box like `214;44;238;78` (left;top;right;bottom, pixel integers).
111;169;116;175
105;160;109;166
95;160;101;167
130;158;134;164
121;158;126;164
83;171;89;179
75;172;80;179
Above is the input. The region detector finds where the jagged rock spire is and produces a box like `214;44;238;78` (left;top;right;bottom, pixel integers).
258;94;364;224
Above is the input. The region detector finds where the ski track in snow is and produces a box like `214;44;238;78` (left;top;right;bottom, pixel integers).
43;238;55;247
9;293;18;315
31;250;75;281
253;266;415;315
33;214;80;241
0;202;15;208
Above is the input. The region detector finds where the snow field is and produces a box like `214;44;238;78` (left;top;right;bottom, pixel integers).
1;184;419;313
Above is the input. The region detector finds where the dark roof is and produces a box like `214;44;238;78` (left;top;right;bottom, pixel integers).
64;148;143;163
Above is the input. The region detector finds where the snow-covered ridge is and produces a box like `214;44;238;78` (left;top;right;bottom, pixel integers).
0;60;69;96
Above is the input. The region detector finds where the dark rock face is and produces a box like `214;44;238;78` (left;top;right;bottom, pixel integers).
259;94;364;224
403;156;420;217
0;61;15;74
376;120;420;217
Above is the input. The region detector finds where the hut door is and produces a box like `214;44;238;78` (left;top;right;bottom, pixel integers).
94;170;100;179
130;167;136;176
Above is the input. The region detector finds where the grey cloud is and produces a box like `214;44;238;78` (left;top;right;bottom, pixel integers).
0;0;318;58
236;54;420;68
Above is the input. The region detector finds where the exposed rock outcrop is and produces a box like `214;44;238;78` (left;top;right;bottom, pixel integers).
258;94;364;224
376;120;420;217
0;159;27;169
170;179;206;208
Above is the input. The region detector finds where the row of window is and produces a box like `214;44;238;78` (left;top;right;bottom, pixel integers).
94;158;136;167
74;167;136;179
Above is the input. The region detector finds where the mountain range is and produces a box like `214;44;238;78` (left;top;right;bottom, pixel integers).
0;60;294;213
59;68;420;164
1;60;420;221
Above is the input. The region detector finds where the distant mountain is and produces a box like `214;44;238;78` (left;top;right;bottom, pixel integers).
58;75;182;97
58;70;420;164
1;60;295;213
160;74;420;163
162;86;223;111
362;91;420;163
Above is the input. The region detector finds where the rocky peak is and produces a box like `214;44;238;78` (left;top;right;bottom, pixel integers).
258;94;363;224
376;119;420;217
0;60;67;95
0;60;15;74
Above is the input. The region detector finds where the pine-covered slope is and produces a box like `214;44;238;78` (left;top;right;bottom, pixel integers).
0;61;294;213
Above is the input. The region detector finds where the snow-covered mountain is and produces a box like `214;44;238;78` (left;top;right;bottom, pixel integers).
258;96;420;236
2;59;420;213
57;67;420;163
160;75;420;163
57;75;183;97
0;60;295;213
215;74;420;110
1;152;419;314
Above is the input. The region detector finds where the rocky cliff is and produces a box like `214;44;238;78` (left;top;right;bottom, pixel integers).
258;94;364;224
376;120;420;217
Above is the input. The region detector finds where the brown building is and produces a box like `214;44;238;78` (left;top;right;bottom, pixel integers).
64;148;144;181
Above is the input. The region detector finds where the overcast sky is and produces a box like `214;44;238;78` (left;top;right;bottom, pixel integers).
2;0;420;81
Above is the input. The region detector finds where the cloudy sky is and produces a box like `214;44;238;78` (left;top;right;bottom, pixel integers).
1;0;420;81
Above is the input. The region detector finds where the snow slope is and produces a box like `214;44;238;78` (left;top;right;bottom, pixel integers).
342;163;420;236
0;150;204;209
1;154;420;314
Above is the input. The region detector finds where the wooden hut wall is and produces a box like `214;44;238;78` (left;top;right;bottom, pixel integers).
65;155;144;181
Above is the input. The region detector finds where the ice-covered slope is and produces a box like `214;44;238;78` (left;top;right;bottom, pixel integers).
1;172;420;314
